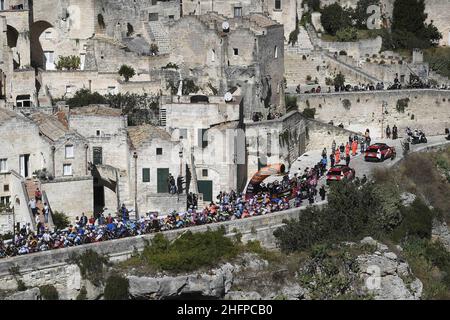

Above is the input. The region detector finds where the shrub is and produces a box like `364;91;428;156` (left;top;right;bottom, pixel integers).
342;99;351;110
306;75;312;81
76;287;87;300
52;211;70;230
70;249;109;285
141;228;239;272
336;27;358;42
66;89;107;108
391;198;434;242
40;285;59;300
396;98;410;113
118;64;136;82
55;55;81;70
162;62;179;70
274;180;396;253
103;274;129;300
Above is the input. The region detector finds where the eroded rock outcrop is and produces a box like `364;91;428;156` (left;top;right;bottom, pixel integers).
357;237;423;300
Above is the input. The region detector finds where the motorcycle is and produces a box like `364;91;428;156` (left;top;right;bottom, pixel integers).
410;132;427;144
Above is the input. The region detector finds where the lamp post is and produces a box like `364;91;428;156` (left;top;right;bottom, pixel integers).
133;152;138;221
8;195;19;239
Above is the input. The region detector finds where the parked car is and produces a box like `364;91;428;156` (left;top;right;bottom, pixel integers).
364;143;396;162
326;165;355;184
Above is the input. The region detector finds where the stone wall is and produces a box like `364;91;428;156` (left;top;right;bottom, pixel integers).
41;177;94;220
305;118;360;152
245;111;307;178
297;89;450;138
0;202;326;298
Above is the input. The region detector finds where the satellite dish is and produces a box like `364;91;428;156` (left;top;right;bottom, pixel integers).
224;92;233;102
222;21;230;32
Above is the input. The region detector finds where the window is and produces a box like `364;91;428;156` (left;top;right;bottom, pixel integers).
198;129;208;148
211;49;215;62
96;130;101;136
65;145;74;159
65;85;74;94
274;46;278;59
107;86;116;94
275;0;282;10
63;164;73;176
0;196;10;205
142;168;150;182
149;12;159;21
202;169;208;177
3;184;9;192
156;148;163;155
234;7;242;17
233;48;239;56
168;15;175;20
93;147;103;165
0;158;7;172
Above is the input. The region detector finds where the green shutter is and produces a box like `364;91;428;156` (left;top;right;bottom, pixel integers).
142;168;150;182
157;168;170;193
198;180;213;202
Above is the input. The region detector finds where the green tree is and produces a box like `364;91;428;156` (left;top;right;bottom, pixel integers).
66;89;107;108
118;65;136;82
321;3;353;36
333;72;346;88
391;0;441;48
354;0;381;29
52;211;70;230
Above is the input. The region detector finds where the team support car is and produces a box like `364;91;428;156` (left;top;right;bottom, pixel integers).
326;165;355;184
364;143;396;162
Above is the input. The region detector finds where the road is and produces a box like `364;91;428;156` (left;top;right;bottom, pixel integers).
289;135;450;202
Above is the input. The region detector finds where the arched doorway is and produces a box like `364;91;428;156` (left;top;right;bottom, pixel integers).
30;20;54;68
6;25;20;69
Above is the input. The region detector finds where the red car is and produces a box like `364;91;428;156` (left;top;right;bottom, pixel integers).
364;143;396;162
326;165;355;184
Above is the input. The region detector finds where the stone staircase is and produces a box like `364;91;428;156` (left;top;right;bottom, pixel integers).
285;26;314;55
24;179;52;229
146;21;171;54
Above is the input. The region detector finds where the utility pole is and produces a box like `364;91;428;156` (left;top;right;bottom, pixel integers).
381;101;387;138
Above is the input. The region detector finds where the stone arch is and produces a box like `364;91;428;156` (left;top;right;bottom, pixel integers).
30;20;54;68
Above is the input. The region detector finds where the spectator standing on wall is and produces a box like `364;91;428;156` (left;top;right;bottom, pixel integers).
28;198;37;217
43;203;49;223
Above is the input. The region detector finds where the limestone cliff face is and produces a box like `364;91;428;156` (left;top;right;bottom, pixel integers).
1;244;423;300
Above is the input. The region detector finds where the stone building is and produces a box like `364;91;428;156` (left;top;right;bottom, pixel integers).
128;124;185;216
167;12;285;119
181;0;298;41
161;94;246;202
